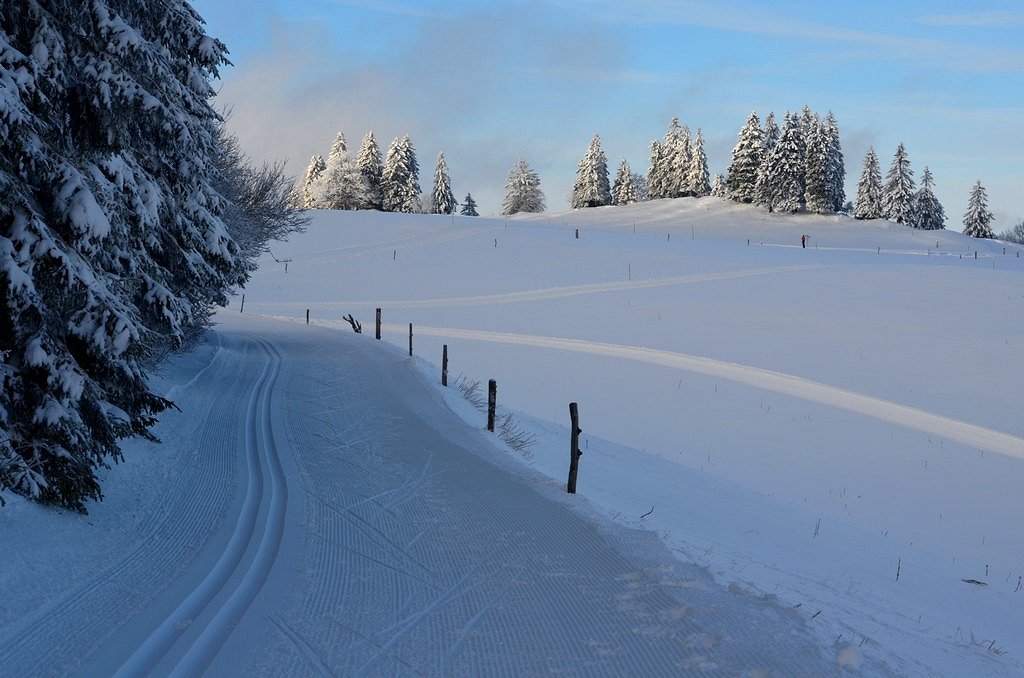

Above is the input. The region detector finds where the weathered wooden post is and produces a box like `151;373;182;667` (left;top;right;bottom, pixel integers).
408;323;413;357
568;403;582;494
487;380;496;432
240;294;245;313
375;308;381;340
306;309;309;325
442;344;448;386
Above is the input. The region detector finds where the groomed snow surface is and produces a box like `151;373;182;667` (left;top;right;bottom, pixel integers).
3;197;1023;675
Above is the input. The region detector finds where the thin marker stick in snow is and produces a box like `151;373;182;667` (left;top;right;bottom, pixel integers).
240;294;244;313
441;344;448;387
568;402;582;494
393;249;396;260
305;309;309;325
408;323;413;357
375;308;381;340
487;380;497;432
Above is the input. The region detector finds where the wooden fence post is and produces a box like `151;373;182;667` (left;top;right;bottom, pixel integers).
306;309;309;325
408;323;413;357
375;308;381;340
442;344;448;386
568;403;582;494
487;380;496;432
240;294;245;313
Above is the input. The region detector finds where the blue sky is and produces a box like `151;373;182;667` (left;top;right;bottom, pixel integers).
195;0;1024;228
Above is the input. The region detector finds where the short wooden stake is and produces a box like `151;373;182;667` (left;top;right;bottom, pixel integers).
305;308;309;325
284;261;289;273
442;344;448;386
747;238;750;246
408;323;413;357
877;247;880;254
575;228;579;239
975;251;978;259
568;402;582;494
487;380;496;432
393;249;396;260
691;225;694;240
375;308;381;340
240;294;245;313
628;262;631;281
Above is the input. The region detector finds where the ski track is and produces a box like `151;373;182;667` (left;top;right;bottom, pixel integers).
282;225;491;268
389;324;1024;461
308;264;824;309
0;337;247;675
116;336;287;676
2;318;837;676
243;319;834;676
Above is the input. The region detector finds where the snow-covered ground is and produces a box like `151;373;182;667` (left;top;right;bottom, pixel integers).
238;197;1024;675
0;315;836;675
2;196;1021;675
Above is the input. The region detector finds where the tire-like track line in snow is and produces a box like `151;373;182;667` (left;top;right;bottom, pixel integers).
292;264;824;310
392;324;1024;460
115;337;287;676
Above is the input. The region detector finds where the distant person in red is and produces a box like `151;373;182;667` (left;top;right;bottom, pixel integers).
801;234;806;248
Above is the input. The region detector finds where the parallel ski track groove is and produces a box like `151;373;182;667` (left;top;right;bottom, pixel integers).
115;336;286;676
0;340;241;676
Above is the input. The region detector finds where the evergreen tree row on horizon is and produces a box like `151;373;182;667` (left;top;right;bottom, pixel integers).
295;116;1004;237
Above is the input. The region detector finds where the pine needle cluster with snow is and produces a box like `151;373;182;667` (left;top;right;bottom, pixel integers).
0;1;303;510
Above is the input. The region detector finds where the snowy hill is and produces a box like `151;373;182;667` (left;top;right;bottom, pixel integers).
3;197;1022;675
239;198;1024;675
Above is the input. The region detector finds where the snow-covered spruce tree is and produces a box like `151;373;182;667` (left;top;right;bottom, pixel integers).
502;160;545;215
460;193;479;217
0;1;249;510
313;132;367;210
687;129;711;197
381;135;420;213
963;181;995;238
431;152;456;215
823;112;846;212
803;119;831;214
760;113;805;213
854;148;883;219
882;144;915;225
726;111;763;203
571;133;611;209
630;172;648;202
646;140;666;200
356;131;383;210
911;167;946;231
299;155;326;208
763;112;780;155
711;174;728;198
663;119;691;198
612;159;638;206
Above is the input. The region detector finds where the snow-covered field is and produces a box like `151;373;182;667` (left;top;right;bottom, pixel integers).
240;198;1024;675
2;196;1022;675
